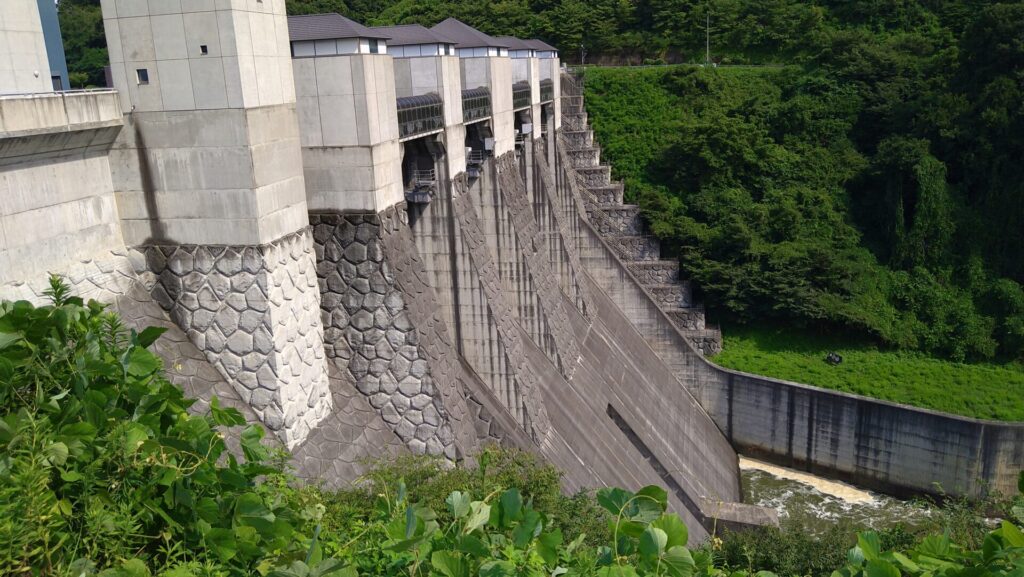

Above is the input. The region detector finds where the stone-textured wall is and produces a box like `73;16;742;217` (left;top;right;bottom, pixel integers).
312;209;470;458
133;229;330;448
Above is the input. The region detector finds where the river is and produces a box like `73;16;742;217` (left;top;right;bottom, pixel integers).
740;457;934;534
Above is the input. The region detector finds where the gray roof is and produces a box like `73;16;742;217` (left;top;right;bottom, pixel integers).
495;36;534;51
525;38;558;52
287;13;389;42
430;18;508;49
371;24;456;47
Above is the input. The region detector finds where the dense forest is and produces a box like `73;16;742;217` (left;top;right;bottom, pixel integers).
58;0;1024;362
581;2;1024;362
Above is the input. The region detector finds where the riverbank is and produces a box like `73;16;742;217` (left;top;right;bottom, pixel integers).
714;325;1024;421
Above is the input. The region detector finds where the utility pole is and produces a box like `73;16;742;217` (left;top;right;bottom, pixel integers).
705;11;710;67
580;43;586;66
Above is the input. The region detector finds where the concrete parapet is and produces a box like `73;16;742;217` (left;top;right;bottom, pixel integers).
695;365;1024;499
0;91;126;288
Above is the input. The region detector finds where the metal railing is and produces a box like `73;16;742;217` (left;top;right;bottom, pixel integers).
539;79;554;102
512;81;531;110
462;87;491;123
397;93;444;139
413;169;436;185
467;150;487;165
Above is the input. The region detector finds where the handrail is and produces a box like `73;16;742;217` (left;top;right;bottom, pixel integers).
0;88;117;99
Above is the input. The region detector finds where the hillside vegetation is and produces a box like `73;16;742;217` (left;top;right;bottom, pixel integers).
581;2;1024;366
3;288;1023;575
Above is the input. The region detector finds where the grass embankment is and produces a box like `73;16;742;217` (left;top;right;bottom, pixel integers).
713;325;1024;421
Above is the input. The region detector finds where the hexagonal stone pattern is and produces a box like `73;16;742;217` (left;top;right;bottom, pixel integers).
132;228;331;449
312;208;472;460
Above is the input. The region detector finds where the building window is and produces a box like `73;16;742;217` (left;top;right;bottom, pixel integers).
200;45;208;55
369;39;379;54
136;69;149;85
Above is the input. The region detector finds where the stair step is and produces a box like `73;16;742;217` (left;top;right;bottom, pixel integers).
607;235;660;261
568;146;601;167
663;307;707;331
575;165;611;187
588;183;624;204
627;260;679;284
563;129;593;149
647;283;693;309
588;204;642;235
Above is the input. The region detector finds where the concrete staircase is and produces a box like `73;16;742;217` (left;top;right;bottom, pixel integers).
560;80;722;355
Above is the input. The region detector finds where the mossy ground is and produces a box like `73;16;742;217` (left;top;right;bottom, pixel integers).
712;324;1024;421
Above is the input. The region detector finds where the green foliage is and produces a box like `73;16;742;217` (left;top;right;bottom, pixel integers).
3;284;1024;577
583;27;1024;362
0;278;326;576
713;324;1024;420
58;0;109;88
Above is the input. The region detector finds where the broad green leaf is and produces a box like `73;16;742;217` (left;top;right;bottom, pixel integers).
45;441;69;466
446;490;472;518
500;488;524;527
538;529;564;566
0;331;21;351
122;424;149;454
640;526;668;558
235;493;277;535
116;559;151;577
596;565;640;577
847;546;866;566
512;510;543;548
480;560;517;577
127;347;161;377
636;485;669;512
663;546;695;577
889;552;919;573
463;501;491;534
597;487;634;517
456;534;490;557
432;551;470;577
240;425;268;463
60;469;82;482
651;514;689;549
136;326;167;348
858;532;882;561
235;525;261;558
196;497;220;523
864;560;899;577
210;396;245;427
999;520;1024;547
206;528;238;562
311;560;356;577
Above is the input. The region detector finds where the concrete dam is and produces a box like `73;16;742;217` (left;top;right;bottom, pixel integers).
0;0;1020;539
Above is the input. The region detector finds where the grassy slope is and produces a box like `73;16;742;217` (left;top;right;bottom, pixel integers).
583;66;1024;421
714;325;1024;421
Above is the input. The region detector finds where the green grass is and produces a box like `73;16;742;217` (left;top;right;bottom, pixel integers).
713;325;1024;421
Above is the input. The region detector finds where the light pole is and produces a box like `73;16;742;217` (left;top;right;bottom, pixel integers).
580;43;586;66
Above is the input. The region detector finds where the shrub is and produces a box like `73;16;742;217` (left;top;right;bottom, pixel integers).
0;278;320;576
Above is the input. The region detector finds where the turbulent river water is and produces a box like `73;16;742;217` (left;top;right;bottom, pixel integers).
740;457;934;534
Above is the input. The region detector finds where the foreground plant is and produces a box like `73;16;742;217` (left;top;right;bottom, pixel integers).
0;278;327;576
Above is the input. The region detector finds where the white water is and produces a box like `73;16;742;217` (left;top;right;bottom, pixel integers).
740;457;933;533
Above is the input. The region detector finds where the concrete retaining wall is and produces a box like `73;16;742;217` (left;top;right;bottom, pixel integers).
693;365;1024;498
